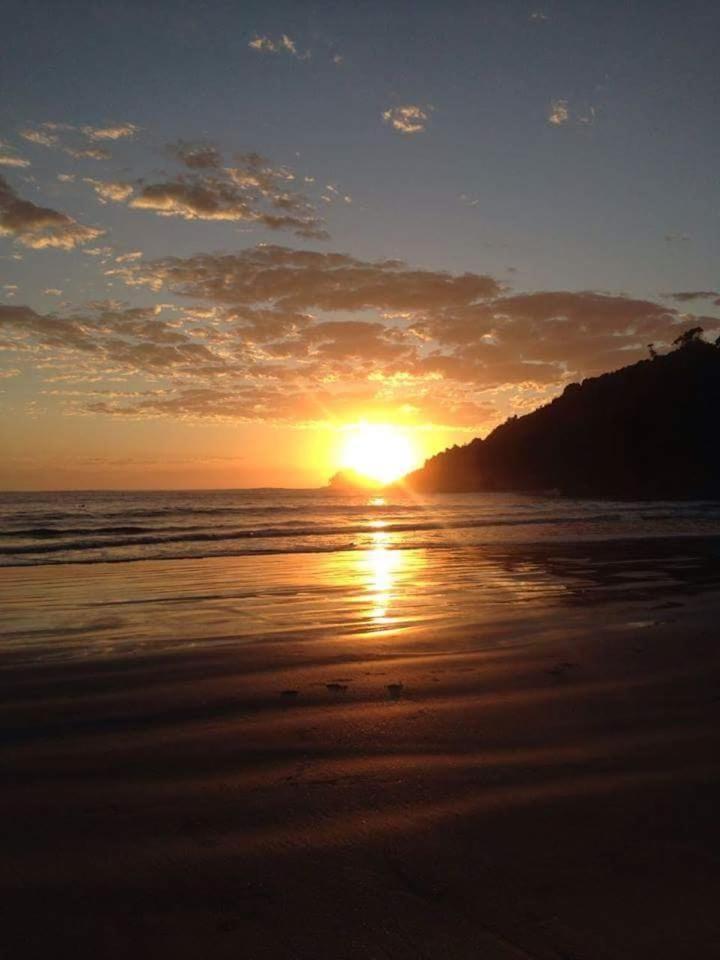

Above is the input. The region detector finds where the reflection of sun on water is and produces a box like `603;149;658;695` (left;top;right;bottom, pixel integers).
365;530;404;622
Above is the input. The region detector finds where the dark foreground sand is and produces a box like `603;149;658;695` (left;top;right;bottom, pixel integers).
2;541;720;958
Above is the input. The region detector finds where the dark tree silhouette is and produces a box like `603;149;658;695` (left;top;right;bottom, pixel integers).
673;326;704;347
406;338;720;498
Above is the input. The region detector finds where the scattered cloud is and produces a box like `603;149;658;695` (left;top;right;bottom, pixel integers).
20;128;59;148
382;105;431;134
63;144;112;161
664;233;691;243
0;173;105;250
81;123;139;141
110;151;329;238
548;100;597;127
168;140;223;169
249;34;310;60
17;120;137;161
577;106;596;125
0;141;30;168
530;11;549;21
547;99;570;126
83;178;134;203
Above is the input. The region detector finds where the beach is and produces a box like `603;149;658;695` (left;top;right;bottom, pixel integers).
2;524;720;959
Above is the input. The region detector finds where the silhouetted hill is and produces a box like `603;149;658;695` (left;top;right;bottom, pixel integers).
327;469;382;491
406;332;720;498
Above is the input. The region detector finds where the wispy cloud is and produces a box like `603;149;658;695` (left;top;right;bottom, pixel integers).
81;123;139;141
249;34;310;60
382;105;431;134
0;141;30;168
18;120;138;161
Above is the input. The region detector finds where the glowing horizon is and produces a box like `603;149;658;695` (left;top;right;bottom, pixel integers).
1;2;719;490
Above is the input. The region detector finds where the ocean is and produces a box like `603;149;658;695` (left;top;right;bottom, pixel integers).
3;488;720;567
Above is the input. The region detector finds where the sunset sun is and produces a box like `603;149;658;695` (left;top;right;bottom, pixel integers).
339;423;418;486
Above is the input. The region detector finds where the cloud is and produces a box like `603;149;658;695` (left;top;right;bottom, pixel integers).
168;140;223;169
665;291;720;306
63;145;112;160
382;105;431;134
547;99;570;126
548;101;597;127
17;121;137;160
19;128;59;148
5;243;707;431
0;141;30;168
0;174;105;250
120;244;502;312
83;178;134;203
117;152;328;238
80;123;139;141
249;34;310;60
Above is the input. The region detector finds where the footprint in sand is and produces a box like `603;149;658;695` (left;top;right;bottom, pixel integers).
546;662;575;679
326;682;348;692
280;689;299;698
387;682;404;699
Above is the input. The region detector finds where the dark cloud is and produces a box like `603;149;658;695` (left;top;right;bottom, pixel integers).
101;152;329;239
0;173;105;250
122;244;501;311
168;140;223;169
667;291;720;303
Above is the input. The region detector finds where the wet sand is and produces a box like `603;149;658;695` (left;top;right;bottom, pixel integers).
2;540;720;958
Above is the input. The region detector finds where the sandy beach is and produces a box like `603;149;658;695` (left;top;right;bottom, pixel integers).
2;538;720;958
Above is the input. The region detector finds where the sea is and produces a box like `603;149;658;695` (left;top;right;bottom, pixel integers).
3;488;720;567
4;489;720;666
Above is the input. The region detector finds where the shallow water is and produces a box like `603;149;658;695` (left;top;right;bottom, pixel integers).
3;535;720;666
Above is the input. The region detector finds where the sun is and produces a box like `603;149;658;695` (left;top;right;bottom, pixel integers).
339;423;418;486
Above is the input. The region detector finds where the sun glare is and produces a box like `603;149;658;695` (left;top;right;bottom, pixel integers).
339;423;418;485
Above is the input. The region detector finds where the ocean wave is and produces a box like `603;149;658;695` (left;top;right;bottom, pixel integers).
0;512;649;558
2;530;719;569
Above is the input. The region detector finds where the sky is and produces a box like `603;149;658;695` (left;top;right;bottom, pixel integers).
1;0;719;490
